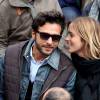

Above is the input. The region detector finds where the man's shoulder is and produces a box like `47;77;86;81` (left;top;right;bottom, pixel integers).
58;49;74;67
6;41;28;54
4;41;29;64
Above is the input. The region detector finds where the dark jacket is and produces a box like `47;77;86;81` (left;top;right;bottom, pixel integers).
1;39;76;100
71;53;100;100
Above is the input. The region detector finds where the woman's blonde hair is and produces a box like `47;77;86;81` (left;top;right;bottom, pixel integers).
70;17;100;59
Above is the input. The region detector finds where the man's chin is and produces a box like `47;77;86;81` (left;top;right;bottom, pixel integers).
44;51;52;56
42;50;53;56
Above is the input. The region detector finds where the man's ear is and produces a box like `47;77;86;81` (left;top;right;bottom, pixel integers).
32;31;36;39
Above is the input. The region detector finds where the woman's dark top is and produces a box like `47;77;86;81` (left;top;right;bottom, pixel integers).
71;53;100;100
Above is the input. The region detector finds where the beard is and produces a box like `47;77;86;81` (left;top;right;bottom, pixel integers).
35;41;55;57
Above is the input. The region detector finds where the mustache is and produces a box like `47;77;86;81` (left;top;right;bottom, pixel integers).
42;45;54;48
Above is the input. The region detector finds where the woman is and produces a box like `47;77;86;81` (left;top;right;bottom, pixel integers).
65;17;100;100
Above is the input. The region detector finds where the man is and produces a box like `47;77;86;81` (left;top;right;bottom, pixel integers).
0;0;62;56
42;87;73;100
0;11;76;100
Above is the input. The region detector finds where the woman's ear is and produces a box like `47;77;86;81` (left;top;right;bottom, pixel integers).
32;31;36;39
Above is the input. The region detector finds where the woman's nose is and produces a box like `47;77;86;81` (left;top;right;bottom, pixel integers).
65;34;70;41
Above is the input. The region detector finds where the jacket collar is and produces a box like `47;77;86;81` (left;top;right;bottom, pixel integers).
40;49;70;96
24;39;60;70
47;49;60;70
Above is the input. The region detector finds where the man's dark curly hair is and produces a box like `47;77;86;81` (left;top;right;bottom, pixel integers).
32;10;65;35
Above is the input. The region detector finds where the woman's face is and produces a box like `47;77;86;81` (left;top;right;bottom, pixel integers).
65;23;84;56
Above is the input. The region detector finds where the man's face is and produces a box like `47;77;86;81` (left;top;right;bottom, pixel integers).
32;23;62;56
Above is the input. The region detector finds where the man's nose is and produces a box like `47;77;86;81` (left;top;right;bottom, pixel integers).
47;37;53;44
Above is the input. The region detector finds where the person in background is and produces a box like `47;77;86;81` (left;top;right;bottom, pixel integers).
65;17;100;100
42;87;73;100
82;0;93;16
0;11;76;100
82;0;100;22
0;0;62;56
58;0;82;22
82;0;93;9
